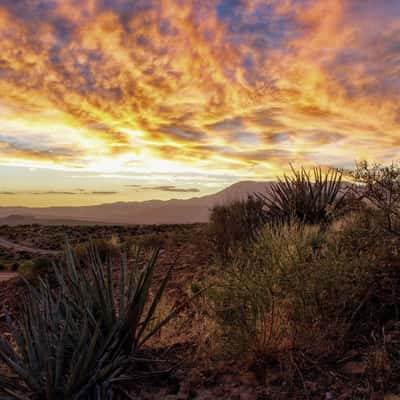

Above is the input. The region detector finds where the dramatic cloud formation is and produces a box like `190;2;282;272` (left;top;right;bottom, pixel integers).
0;0;399;204
127;184;200;193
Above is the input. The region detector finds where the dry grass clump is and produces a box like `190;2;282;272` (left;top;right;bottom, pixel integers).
210;223;368;353
209;196;266;262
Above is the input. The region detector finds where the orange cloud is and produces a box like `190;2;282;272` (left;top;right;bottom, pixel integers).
0;0;398;183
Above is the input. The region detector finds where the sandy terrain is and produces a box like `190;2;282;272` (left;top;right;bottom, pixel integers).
0;237;58;255
0;272;19;282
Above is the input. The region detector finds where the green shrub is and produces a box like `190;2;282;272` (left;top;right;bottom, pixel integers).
18;260;35;277
209;195;266;261
259;165;347;225
73;238;120;265
0;244;182;399
190;281;202;295
18;257;53;278
34;256;53;273
209;221;374;369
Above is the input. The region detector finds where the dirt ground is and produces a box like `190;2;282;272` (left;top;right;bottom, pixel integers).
0;225;399;399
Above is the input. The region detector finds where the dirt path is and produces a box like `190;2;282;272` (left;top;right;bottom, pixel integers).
0;272;19;282
0;237;58;255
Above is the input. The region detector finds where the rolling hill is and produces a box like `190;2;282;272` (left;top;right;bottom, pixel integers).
0;181;273;225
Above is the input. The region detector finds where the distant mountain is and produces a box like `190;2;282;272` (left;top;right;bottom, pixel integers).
0;214;112;226
0;181;273;225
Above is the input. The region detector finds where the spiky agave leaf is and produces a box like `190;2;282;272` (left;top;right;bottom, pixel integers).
0;242;184;399
258;165;347;225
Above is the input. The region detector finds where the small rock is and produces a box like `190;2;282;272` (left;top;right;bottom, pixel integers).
239;372;258;386
213;386;226;398
177;382;190;400
265;371;281;385
356;387;370;395
342;361;367;375
337;391;352;400
342;350;360;360
240;390;256;400
305;381;318;393
190;369;203;386
195;389;214;400
384;394;400;400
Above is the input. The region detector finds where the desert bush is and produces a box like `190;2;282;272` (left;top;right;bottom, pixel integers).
18;257;53;278
334;209;400;321
73;238;120;265
18;260;35;278
259;165;347;225
209;195;266;261
0;244;181;399
209;221;376;376
351;161;400;233
34;256;53;273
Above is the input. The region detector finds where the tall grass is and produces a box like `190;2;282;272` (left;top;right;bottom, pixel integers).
209;221;376;378
209;195;265;261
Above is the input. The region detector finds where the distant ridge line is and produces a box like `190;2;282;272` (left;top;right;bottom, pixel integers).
0;181;274;225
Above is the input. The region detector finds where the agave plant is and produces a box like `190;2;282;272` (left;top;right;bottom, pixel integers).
0;244;181;399
259;165;347;224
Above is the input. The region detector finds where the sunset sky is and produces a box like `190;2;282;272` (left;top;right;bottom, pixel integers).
0;0;399;206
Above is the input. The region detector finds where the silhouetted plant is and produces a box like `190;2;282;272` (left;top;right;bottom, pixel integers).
0;243;180;399
259;165;346;224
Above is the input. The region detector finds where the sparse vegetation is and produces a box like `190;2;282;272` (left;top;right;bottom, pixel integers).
205;163;400;396
2;163;400;398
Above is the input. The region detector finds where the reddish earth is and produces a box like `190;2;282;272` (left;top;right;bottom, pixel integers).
0;227;399;399
0;237;58;255
0;272;19;282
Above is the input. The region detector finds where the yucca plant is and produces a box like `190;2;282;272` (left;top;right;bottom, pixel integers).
259;165;347;224
0;243;181;399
